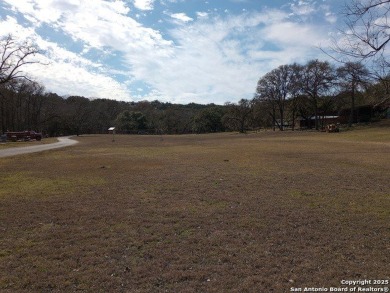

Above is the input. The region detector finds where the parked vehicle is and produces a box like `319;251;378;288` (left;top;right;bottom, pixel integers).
5;130;43;141
326;124;339;133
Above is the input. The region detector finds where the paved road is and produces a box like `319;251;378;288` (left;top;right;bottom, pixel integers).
0;136;78;158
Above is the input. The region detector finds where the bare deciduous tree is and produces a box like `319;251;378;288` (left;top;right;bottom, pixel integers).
337;62;370;126
332;0;390;63
255;64;302;131
301;60;336;130
0;34;40;85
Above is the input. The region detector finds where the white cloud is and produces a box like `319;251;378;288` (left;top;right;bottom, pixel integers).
126;11;322;104
321;5;338;24
0;0;337;104
324;12;337;24
0;16;132;101
1;1;162;50
290;1;316;16
133;0;154;10
262;21;324;47
1;0;174;64
134;9;334;104
170;13;193;23
196;12;209;19
290;0;339;24
28;61;132;100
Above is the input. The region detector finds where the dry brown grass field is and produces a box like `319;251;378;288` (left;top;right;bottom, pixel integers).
0;124;389;292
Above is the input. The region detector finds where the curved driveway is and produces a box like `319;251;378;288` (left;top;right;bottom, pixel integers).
0;136;78;158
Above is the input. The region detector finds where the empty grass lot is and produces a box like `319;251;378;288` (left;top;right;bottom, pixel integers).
0;124;389;292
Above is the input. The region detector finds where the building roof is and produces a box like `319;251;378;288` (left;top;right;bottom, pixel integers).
296;116;338;121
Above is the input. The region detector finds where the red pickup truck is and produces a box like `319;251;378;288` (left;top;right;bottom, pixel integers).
6;130;43;141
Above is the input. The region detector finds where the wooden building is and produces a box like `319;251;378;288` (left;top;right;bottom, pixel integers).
295;116;339;129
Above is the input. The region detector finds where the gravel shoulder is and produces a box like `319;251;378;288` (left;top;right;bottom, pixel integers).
0;136;78;158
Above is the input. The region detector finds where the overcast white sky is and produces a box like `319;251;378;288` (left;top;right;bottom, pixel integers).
0;0;344;104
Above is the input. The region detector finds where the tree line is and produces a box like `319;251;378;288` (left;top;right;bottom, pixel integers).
254;59;389;131
0;65;388;136
0;80;229;135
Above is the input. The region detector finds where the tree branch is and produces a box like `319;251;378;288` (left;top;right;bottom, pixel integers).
0;34;41;85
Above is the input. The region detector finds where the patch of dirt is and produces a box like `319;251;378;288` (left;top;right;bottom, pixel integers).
0;130;389;292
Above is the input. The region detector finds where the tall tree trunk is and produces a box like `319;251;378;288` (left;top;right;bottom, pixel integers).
292;108;296;131
0;91;5;133
348;80;355;127
272;107;276;131
314;99;319;130
280;108;284;131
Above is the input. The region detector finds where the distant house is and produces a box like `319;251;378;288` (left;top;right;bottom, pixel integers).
274;119;293;130
338;105;373;124
295;116;339;129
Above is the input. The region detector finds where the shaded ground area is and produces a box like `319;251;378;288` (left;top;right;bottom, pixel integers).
0;129;389;292
0;137;78;158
